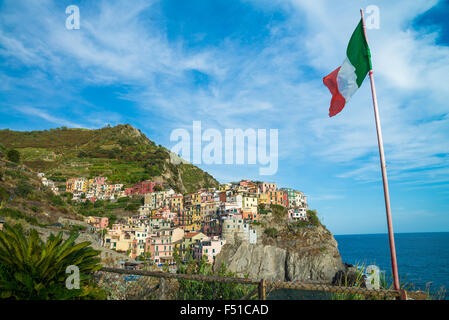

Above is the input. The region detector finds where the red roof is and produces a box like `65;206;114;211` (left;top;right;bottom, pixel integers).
184;232;200;239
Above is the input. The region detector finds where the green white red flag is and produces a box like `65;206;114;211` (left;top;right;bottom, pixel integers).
323;19;372;117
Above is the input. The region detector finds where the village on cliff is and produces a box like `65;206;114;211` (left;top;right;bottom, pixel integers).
32;175;309;269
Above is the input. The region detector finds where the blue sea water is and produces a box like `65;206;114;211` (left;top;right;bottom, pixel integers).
335;232;449;299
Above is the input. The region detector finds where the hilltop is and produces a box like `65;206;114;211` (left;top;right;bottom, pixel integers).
0;124;218;193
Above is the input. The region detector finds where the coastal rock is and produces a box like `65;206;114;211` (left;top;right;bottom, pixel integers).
214;225;345;283
216;242;286;281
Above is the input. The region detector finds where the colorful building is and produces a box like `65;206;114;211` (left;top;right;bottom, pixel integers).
124;180;163;196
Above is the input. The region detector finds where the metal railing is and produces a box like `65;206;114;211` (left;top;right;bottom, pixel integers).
97;267;427;300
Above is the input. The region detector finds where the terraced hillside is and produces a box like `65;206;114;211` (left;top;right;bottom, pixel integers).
0;124;218;193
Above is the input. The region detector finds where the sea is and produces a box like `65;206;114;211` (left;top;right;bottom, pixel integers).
268;232;449;300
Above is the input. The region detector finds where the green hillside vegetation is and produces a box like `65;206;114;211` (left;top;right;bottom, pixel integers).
0;157;82;227
0;124;218;193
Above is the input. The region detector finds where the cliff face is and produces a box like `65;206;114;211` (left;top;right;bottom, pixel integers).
214;224;345;283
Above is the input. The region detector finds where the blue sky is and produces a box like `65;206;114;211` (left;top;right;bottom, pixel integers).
0;0;448;235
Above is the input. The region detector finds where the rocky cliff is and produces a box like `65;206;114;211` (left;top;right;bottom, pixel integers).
214;208;345;283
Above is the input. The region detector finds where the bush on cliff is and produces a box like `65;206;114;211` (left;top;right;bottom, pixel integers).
264;227;279;238
307;210;320;226
0;223;105;300
6;149;20;163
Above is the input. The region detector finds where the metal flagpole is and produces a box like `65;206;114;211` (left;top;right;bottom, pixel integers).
360;9;400;291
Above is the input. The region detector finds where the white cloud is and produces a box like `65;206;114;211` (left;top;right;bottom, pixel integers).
0;0;448;190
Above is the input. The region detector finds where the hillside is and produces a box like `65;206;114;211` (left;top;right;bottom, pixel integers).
0;124;218;193
0;157;82;226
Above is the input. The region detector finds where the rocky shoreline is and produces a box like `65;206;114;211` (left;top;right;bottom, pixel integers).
214;224;346;283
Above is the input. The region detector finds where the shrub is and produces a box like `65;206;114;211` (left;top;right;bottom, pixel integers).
174;250;256;300
117;196;130;203
15;181;33;198
264;227;279;238
7;149;20;163
77;151;88;158
307;210;320;226
0;208;43;227
270;204;287;221
50;195;65;206
0;186;9;202
0;224;104;300
125;203;139;212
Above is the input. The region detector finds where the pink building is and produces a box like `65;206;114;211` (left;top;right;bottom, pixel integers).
125;180;163;196
258;182;277;194
193;236;226;264
146;229;174;265
93;176;106;185
93;217;109;230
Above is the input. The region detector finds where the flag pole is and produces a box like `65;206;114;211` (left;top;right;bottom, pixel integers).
360;9;400;291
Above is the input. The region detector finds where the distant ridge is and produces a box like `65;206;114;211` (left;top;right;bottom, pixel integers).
0;124;218;193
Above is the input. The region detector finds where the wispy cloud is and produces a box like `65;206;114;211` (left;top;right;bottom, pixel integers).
15;106;85;128
1;0;449;233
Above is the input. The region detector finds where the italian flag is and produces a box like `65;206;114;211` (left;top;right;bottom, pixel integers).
323;19;372;117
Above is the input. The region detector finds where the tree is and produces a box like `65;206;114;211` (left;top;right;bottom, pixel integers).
307;210;320;226
0;224;104;299
15;181;32;198
6;149;20;163
0;186;9;202
77;151;88;158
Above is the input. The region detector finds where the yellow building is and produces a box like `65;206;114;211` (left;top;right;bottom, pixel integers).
169;194;184;212
66;177;87;193
185;205;202;231
181;232;206;258
218;183;231;191
257;193;269;205
184;193;201;206
242;193;258;209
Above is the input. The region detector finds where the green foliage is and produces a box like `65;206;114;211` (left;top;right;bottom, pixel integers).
153;185;163;192
125;203;139;212
331;264;418;300
0;208;43;227
0;224;104;300
77;151;88;158
117;196;130;203
257;204;269;215
7;149;20;163
307;210;320;226
93;200;104;208
103;213;117;228
264;227;279;238
50;195;65;207
270;204;287;222
331;265;366;300
0;125;219;193
69;225;87;232
15;181;33;198
0;186;9;202
174;252;256;300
